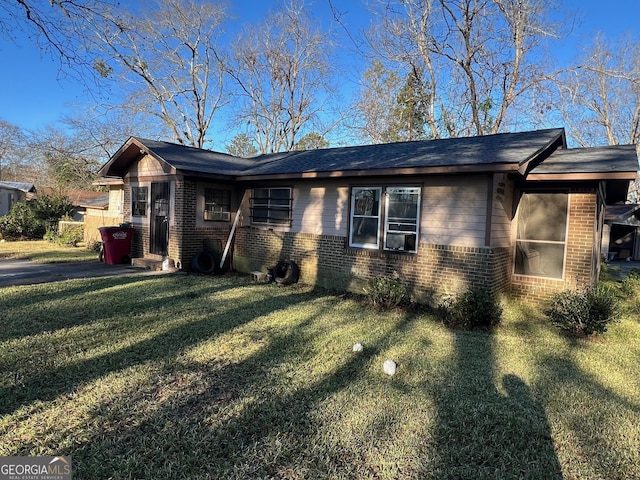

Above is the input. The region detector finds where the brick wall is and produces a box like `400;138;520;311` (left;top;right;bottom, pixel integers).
234;227;512;304
171;178;231;270
511;191;598;303
234;191;598;304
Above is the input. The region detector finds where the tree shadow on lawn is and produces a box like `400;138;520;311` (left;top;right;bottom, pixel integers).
70;310;426;479
426;330;563;480
534;353;640;479
63;308;565;479
0;279;321;416
0;275;223;343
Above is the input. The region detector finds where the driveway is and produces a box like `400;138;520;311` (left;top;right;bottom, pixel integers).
0;259;169;288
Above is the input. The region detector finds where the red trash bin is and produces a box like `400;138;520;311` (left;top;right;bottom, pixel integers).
98;226;134;265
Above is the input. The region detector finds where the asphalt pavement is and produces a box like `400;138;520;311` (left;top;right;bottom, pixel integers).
0;259;169;288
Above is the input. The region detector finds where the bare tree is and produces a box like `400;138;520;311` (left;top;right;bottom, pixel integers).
1;0;113;68
62;108;168;160
0;120;27;182
554;34;640;148
352;60;403;143
88;0;229;148
227;1;335;153
29;125;103;191
363;0;564;138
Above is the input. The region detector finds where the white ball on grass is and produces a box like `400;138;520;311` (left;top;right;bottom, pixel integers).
383;359;397;376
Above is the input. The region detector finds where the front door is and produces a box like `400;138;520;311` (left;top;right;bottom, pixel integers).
150;182;170;256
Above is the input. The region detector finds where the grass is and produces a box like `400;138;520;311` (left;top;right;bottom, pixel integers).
1;266;639;479
0;239;97;263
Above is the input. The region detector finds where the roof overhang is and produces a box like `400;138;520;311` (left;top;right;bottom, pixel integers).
525;171;637;181
93;177;124;186
237;163;516;182
516;131;567;175
526;144;639;182
98;137;176;178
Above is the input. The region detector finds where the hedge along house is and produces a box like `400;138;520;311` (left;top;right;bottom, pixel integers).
98;128;639;303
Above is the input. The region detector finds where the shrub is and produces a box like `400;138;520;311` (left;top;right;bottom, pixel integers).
0;202;45;240
627;268;640;281
439;289;502;330
363;276;408;310
620;271;640;297
30;194;74;231
0;194;73;241
88;240;102;252
44;224;84;247
58;225;84;246
618;271;640;319
545;284;619;336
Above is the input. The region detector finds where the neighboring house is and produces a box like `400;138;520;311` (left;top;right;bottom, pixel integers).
602;204;640;261
0;181;36;216
98;128;639;302
82;179;125;245
39;188;111;222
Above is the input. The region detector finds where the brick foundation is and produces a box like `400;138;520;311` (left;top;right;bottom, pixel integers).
234;227;512;303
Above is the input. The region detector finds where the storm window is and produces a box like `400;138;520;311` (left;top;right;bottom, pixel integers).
251;187;292;225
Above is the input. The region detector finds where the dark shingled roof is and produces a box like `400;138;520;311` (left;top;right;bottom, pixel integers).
241;128;565;176
99;128;565;178
136;138;258;176
531;145;640;175
100;128;639;181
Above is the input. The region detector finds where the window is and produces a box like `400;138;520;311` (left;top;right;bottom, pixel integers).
251;187;292;225
514;192;568;279
204;188;231;221
384;187;420;252
350;187;382;248
349;186;420;252
132;186;148;217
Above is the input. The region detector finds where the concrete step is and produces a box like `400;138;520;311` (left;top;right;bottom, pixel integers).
131;258;164;271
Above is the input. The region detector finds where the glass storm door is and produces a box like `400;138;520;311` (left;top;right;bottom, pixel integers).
150;182;170;256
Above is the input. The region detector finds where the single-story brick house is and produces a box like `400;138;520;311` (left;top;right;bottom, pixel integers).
98;127;639;302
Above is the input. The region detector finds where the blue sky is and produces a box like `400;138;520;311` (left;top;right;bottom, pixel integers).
0;0;638;134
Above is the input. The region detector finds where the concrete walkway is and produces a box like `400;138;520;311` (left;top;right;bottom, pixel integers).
0;259;173;288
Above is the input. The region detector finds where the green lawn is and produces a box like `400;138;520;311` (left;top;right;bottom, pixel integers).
0;239;97;263
1;269;639;479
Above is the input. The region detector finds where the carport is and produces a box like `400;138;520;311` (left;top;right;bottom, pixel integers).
602;205;640;261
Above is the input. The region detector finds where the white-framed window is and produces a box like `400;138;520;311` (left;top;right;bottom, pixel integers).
514;192;569;279
204;188;231;221
251;187;292;226
384;187;420;252
350;187;382;248
349;186;421;253
131;186;148;217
